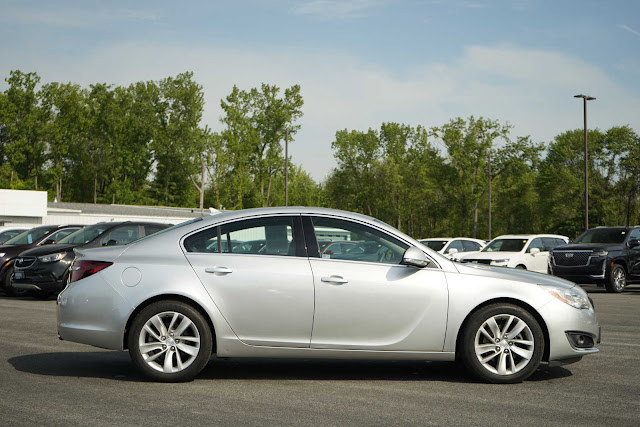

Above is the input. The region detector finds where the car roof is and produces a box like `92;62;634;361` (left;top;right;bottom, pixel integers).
492;234;568;239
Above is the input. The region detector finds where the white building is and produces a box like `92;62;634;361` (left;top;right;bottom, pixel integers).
0;189;210;227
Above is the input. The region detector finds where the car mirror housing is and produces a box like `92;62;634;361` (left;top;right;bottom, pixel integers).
43;239;56;245
628;238;640;248
401;247;429;268
529;247;540;255
448;248;458;255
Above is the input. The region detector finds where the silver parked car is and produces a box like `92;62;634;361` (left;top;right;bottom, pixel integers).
57;207;600;383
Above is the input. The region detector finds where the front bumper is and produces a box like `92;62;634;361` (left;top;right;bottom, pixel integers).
538;297;600;363
551;258;609;284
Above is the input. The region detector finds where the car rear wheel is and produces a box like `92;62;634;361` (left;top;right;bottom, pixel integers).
128;300;213;382
460;304;544;383
605;264;626;293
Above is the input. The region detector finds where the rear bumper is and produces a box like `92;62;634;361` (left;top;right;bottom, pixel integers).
57;274;131;350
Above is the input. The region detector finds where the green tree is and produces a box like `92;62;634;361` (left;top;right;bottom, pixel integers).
0;70;47;189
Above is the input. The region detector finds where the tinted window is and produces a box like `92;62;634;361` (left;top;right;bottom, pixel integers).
45;227;81;243
444;240;464;254
144;224;169;236
59;224;113;245
101;224;141;246
526;238;544;253
483;238;528;252
184;217;297;257
421;240;447;251
462;240;482;252
542;237;565;251
311;217;408;264
628;229;640;241
0;230;24;244
4;227;53;245
574;228;628;244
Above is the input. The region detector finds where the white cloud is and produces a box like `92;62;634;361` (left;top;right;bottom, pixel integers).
1;42;637;180
618;24;640;38
291;0;384;20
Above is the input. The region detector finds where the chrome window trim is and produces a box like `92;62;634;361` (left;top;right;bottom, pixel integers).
180;213;301;258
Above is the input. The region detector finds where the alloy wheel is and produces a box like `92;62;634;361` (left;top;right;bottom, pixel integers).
138;311;201;374
474;314;535;376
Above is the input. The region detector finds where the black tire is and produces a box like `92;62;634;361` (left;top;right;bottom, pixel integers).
128;300;213;382
459;303;544;384
4;267;29;297
605;264;626;293
515;265;527;270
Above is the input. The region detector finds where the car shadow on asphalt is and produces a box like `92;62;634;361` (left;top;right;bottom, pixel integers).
7;352;572;383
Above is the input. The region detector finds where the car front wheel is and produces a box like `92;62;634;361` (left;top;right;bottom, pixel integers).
605;264;626;293
460;304;544;383
128;300;213;382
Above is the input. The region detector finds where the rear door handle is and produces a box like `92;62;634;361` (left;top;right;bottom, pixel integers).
205;266;233;274
321;275;348;285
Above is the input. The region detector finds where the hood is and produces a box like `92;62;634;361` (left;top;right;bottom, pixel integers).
0;244;35;263
553;243;624;252
18;243;78;257
454;262;576;290
458;251;520;260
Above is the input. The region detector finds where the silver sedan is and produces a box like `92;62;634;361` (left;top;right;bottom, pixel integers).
57;207;600;383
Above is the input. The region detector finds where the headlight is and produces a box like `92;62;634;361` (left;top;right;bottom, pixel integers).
38;252;66;263
540;284;591;310
592;250;608;257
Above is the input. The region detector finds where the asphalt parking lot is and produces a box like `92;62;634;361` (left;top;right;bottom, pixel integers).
1;285;639;426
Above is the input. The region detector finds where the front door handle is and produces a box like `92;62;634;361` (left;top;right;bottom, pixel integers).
205;266;233;274
321;275;348;285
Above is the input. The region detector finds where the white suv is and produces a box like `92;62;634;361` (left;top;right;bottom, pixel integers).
419;237;486;259
456;234;569;273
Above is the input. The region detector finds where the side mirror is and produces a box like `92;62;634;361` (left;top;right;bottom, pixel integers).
401;247;429;268
106;239;118;246
530;247;540;255
43;239;56;245
629;238;640;248
448;248;458;255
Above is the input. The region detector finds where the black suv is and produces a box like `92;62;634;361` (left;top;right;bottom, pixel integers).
550;226;640;293
10;221;170;297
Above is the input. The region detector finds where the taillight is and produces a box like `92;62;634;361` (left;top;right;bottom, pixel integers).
69;260;113;283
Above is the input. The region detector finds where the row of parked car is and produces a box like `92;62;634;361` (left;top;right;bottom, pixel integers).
0;221;171;298
420;225;640;293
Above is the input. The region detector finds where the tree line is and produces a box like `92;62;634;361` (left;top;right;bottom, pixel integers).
1;70;639;239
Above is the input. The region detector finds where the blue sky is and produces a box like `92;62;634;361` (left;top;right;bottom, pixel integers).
1;0;639;179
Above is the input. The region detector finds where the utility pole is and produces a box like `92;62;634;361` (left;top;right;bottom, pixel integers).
487;150;492;241
574;94;596;231
278;127;291;206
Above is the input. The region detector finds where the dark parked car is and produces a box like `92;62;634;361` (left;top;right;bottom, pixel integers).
550;226;640;293
0;225;83;296
11;221;171;297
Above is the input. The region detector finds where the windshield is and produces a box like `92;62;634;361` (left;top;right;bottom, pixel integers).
420;240;447;251
3;227;51;245
574;228;627;244
482;238;528;252
58;224;112;245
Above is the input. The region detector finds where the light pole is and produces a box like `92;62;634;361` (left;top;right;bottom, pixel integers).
574;94;596;231
278;128;291;206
